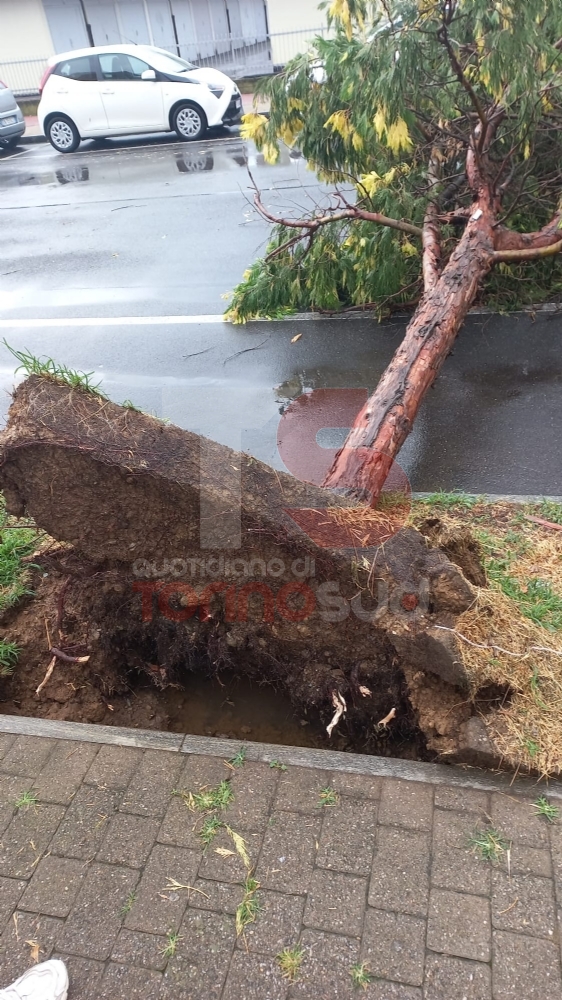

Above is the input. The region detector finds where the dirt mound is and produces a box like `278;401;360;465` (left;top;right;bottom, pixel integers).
0;376;495;760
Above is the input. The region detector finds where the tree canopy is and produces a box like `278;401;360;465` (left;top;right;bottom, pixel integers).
228;0;562;322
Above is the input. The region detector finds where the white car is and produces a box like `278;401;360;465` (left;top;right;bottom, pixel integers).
38;45;242;153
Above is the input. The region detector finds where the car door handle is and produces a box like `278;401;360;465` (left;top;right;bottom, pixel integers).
56;89;69;94
102;89;115;95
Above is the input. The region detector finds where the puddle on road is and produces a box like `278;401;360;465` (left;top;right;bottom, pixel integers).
0;140;304;190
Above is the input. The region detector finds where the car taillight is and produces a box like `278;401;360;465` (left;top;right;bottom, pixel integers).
39;66;54;94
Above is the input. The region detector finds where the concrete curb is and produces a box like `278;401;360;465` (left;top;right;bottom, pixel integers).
19;134;46;145
0;712;559;797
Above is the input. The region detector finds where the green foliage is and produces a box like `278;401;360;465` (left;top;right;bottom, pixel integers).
200;815;223;847
351;962;375;989
469;827;509;863
319;786;339;807
418;490;482;510
0;640;20;678
14;789;38;811
533;795;560;823
230;0;562;320
236;875;260;935
4;342;107;396
229;746;247;768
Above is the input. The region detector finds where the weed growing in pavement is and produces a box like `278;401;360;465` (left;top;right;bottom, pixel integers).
235;875;260;935
269;760;288;771
319;787;338;807
228;747;247;768
533;795;560;823
469;828;509;863
200;815;222;848
14;789;38;811
173;780;234;812
120;890;137;916
5;342;108;397
0;640;20;677
161;931;182;959
276;945;304;982
350;963;374;990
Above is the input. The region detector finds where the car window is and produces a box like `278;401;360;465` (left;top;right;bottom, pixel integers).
148;51;196;73
55;56;97;82
99;53;151;82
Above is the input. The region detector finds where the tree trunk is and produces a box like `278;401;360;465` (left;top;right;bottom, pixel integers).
323;207;496;502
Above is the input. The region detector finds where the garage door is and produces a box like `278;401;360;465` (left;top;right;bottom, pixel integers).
42;0;90;52
118;1;151;44
145;1;176;49
83;0;121;44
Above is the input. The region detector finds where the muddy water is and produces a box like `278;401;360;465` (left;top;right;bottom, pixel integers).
159;673;327;746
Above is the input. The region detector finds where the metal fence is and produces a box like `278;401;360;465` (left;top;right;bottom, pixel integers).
0;27;330;97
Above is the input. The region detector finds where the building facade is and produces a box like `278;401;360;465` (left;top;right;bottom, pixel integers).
0;0;325;94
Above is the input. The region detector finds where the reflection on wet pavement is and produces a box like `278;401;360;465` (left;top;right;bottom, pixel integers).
0;139;300;190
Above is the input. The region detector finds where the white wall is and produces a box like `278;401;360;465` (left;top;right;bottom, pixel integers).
265;0;325;65
0;0;54;61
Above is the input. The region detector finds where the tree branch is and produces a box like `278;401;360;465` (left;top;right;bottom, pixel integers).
248;170;423;238
492;238;562;263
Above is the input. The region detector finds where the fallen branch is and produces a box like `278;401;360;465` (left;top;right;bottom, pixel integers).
524;514;562;533
50;647;90;664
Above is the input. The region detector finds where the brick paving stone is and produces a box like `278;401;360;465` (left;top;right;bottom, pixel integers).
428;889;491;962
120;750;184;818
160;910;235;1000
19;856;86;917
97;812;160;867
303;869;367;936
111;928;169;970
99;962;163;998
361;985;422;999
222;760;279;831
424;955;492;1000
287;928;359;999
361;908;425;987
316;798;377;876
84;745;142;790
432;809;495;898
498;844;552;878
274;767;332;815
490;793;549;848
53;954;105;1000
185;877;242;915
49;785;120;860
0;911;63;983
256;812;321;894
491;870;557;938
0;803;65;878
236;890;305;955
57;862;139;961
0;773;33;835
0;734;15;761
368;826;430;916
328;771;381;800
124;843;199;935
492;930;562;999
378;779;434;831
198;827;262;882
0;876;27;931
548;824;562;904
179;752;232;787
157;794;202;850
223;951;289;1000
33;742;98;805
0;736;54;777
434;786;489;813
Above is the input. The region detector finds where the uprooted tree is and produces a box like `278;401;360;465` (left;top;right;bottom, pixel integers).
230;0;562;503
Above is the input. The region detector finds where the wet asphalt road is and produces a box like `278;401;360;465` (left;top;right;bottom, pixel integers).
0;132;561;495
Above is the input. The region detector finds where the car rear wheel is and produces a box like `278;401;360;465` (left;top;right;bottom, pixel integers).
172;103;207;141
46;116;81;153
1;137;19;150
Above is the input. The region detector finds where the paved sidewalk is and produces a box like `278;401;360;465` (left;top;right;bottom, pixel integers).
0;727;561;999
